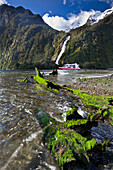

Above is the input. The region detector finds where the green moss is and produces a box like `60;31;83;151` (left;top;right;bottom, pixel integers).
34;68;48;86
42;126;56;146
103;111;108;117
22;76;28;83
22;73;35;75
44;129;100;167
108;108;113;125
54;89;59;93
20;69;113;168
64;119;88;128
34;68;61;92
85;138;97;150
66;107;81;121
110;120;113;126
49;117;63;125
87;108;109;122
64;87;110;109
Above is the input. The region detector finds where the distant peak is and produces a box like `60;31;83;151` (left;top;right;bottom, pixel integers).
86;7;113;26
16;6;25;10
25;9;33;15
0;4;14;11
0;4;34;16
0;4;9;8
16;6;26;13
15;6;33;15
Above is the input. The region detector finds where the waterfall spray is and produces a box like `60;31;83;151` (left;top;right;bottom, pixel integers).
55;35;70;65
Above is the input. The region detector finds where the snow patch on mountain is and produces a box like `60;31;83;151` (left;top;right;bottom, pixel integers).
86;7;113;25
43;7;113;32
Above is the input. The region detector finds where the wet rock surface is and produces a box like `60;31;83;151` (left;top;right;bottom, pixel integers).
0;69;113;170
33;69;113;169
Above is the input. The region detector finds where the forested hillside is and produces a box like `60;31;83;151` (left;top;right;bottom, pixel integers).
60;13;113;69
0;4;66;69
0;4;113;69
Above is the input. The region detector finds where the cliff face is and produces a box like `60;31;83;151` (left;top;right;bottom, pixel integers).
0;4;66;69
0;4;113;69
60;13;113;69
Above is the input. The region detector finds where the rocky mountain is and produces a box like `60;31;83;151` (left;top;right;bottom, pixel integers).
59;12;113;69
0;4;66;69
0;4;113;69
86;7;113;26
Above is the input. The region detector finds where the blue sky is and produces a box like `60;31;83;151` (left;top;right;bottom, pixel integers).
0;0;113;31
0;0;112;17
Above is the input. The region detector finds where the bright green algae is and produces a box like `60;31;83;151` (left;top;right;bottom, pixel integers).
42;108;111;169
21;69;113;169
64;119;88;128
34;68;61;92
64;87;113;125
22;76;28;83
64;87;110;108
43;124;107;169
34;68;48;86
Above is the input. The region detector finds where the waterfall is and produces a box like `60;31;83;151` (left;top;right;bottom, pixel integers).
55;35;70;65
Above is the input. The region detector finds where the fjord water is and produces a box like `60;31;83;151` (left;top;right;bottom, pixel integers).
0;69;113;169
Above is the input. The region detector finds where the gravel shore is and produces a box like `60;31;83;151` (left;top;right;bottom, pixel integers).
71;74;113;96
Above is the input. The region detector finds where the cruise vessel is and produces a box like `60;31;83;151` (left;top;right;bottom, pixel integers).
59;63;80;70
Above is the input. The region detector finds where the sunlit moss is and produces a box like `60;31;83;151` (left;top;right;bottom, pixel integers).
34;68;48;86
34;68;61;91
22;76;28;83
64;119;88;128
64;87;110;109
108;108;113;125
23;68;113;168
43;127;103;168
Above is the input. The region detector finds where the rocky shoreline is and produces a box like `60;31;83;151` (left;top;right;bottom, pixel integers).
19;70;113;169
31;69;113;169
70;74;113;96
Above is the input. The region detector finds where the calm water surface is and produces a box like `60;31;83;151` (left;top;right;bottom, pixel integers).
0;69;113;169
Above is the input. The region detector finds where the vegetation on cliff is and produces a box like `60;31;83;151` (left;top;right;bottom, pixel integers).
0;4;66;69
0;4;113;69
60;13;113;69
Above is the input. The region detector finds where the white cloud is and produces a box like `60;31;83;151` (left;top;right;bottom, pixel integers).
63;0;67;5
43;14;70;31
0;0;8;5
43;10;100;32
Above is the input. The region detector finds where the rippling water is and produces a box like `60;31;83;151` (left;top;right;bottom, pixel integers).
0;69;113;169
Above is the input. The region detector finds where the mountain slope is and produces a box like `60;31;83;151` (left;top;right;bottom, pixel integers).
0;4;66;69
0;4;113;69
60;12;113;69
86;7;113;26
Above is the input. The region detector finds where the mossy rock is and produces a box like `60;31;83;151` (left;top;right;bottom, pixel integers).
64;87;109;109
64;119;88;129
23;69;113;169
34;68;61;91
108;108;113;125
66;107;83;121
43;127;105;168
